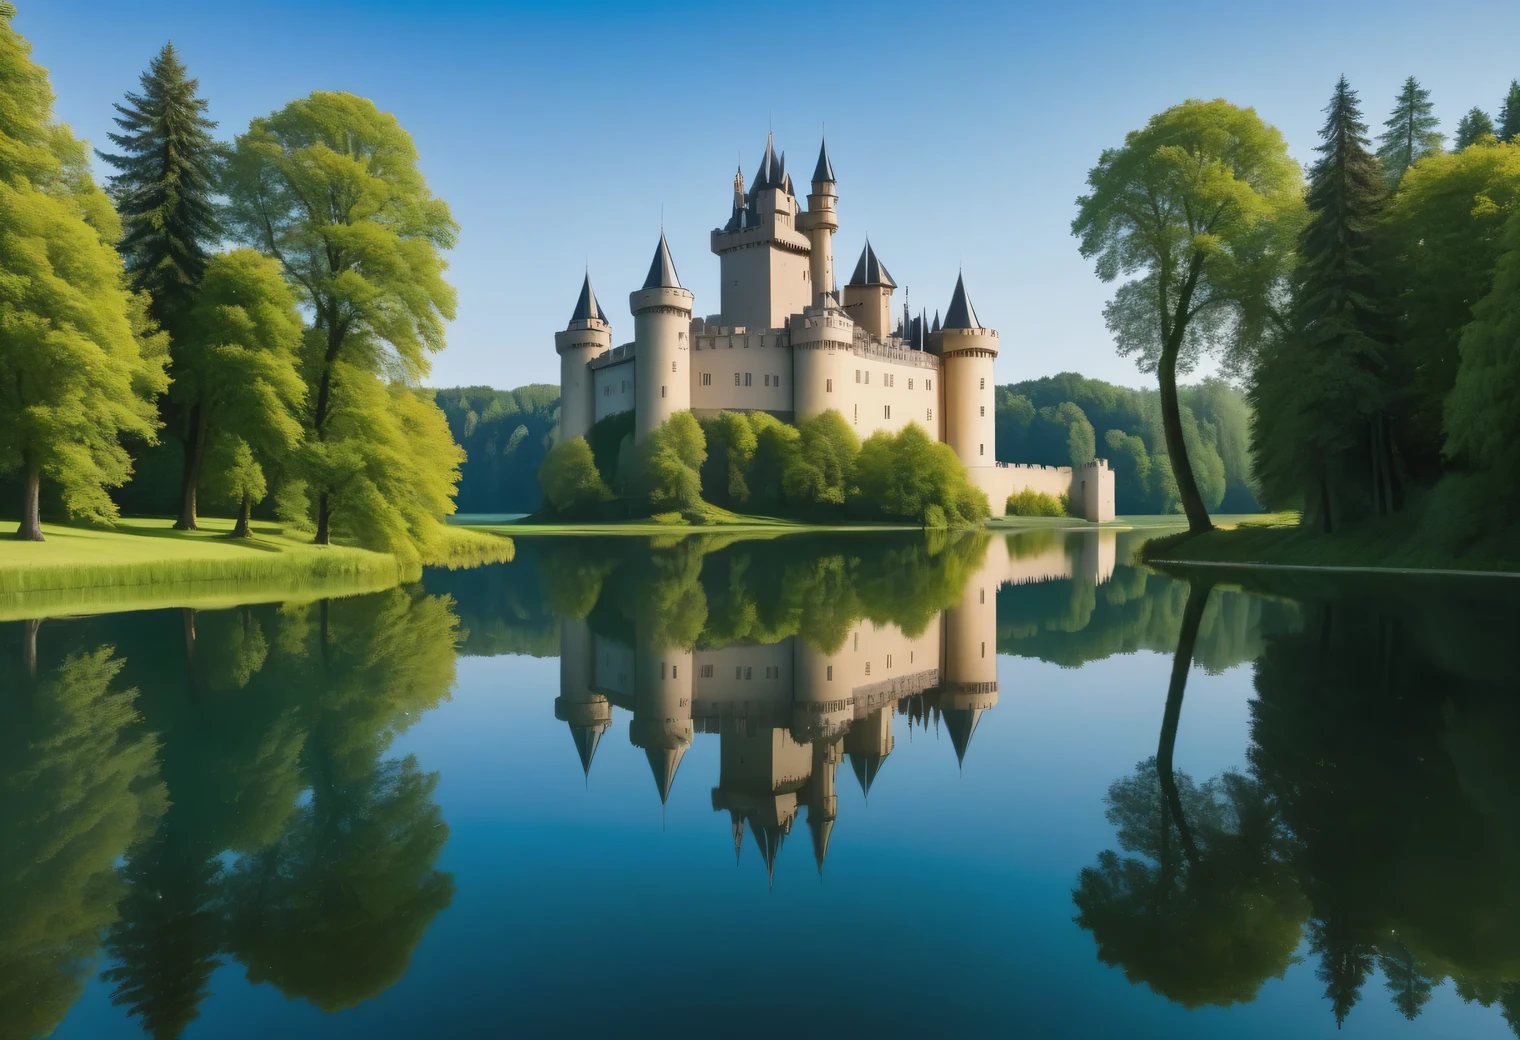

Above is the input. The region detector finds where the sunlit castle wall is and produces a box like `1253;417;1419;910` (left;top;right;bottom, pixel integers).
689;322;795;421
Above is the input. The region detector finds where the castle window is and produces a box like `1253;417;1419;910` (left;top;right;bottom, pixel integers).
700;664;714;678
855;370;861;383
672;361;677;373
927;408;933;421
853;404;858;422
735;373;741;386
884;405;891;419
672;665;678;679
981;641;986;658
980;405;985;417
979;443;984;456
854;633;858;650
745;667;753;680
980;588;985;604
865;372;870;384
764;374;770;387
744;373;752;387
928;379;933;391
980;378;986;390
702;372;712;386
826;666;833;681
908;378;914;390
661;385;667;399
886;654;892;669
826;379;833;392
865;662;871;676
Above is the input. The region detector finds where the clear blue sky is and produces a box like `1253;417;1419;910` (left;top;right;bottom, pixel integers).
15;0;1520;391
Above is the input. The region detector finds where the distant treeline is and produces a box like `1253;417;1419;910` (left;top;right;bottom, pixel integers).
433;385;558;514
996;373;1260;515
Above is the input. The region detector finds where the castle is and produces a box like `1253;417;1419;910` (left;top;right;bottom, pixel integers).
555;133;1115;521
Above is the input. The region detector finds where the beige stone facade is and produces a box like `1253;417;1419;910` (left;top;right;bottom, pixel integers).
557;133;1115;521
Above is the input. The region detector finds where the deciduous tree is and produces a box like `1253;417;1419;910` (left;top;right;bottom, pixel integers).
1073;99;1303;535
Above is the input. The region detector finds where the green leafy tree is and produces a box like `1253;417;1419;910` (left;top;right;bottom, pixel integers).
225;91;460;548
1500;81;1520;143
538;435;611;516
746;412;802;509
177;248;305;534
0;8;168;539
851;422;989;526
635;412;706;513
698;411;757;508
785;409;860;507
202;436;268;537
1378;76;1444;186
1073;99;1304;535
97;42;223;530
1455;107;1498;150
1251;77;1396;531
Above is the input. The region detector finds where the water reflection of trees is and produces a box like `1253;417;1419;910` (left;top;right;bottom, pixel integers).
1076;576;1520;1033
0;587;459;1039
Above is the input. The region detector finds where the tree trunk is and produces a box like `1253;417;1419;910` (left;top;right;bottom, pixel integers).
1157;578;1212;872
232;491;252;538
315;492;331;545
22;617;39;680
1158;340;1214;536
175;403;208;531
16;464;43;541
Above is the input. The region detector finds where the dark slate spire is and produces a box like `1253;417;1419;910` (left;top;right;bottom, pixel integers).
942;707;984;766
931;309;941;333
848;752;885;800
642;231;682;290
568;271;607;325
942;272;981;330
569;725;603;777
752;130;780;191
812;137;836;184
645;745;686;804
847;239;896;288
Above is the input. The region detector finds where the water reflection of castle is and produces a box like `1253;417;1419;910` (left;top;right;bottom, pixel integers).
555;531;1116;883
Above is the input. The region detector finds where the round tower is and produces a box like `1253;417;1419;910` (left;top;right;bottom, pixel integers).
554;273;612;443
932;273;999;469
801;137;838;307
627;618;695;805
790;306;854;426
631;231;694;443
939;564;999;767
553;616;611;778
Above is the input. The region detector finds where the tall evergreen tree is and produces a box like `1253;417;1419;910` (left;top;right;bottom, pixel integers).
1376;76;1444;186
1454;106;1496;149
1499;80;1520;143
1250;77;1396;531
98;43;223;530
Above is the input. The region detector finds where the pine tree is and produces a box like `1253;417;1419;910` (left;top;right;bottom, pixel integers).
1454;106;1496;149
1251;77;1395;530
1377;76;1444;186
98;43;222;530
1499;80;1520;143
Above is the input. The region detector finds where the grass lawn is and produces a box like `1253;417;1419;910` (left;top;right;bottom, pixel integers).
1;517;408;620
1143;512;1520;577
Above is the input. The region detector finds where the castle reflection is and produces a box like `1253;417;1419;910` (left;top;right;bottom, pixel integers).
552;529;1117;882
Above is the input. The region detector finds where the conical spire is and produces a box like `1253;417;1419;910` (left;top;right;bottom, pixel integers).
644;744;687;804
931;309;941;333
753;130;780;191
568;725;604;777
848;752;885;800
942;273;981;330
812;137;836;184
642;231;682;290
749;817;788;891
847;239;896;288
568;271;607;326
808;810;834;877
941;707;984;766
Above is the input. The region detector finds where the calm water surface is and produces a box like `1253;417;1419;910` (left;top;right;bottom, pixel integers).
4;529;1518;1039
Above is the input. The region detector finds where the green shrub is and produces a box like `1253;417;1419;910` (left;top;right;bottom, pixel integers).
1007;488;1068;517
538;436;611;516
635;413;707;512
852;423;990;526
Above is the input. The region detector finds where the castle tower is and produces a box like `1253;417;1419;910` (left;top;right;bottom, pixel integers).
842;240;896;341
710;131;812;330
842;705;895;799
932;274;999;468
553;616;611;777
804;736;841;875
630;232;694;443
627;618;695;804
553;273;612;443
938;564;999;767
799;138;838;307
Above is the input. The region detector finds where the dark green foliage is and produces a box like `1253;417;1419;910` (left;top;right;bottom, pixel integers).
698;412;757;508
1377;75;1444;186
98;43;221;338
1455;107;1497;150
1501;81;1520;143
1251;77;1397;532
584;409;634;491
997;373;1257;514
434;385;558;513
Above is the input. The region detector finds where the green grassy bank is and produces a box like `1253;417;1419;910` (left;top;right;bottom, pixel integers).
0;517;514;620
1142;513;1520;577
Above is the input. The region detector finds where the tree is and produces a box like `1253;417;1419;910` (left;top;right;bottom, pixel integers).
1501;81;1520;143
97;43;223;530
225;92;460;547
698;411;756;508
0;8;168;540
785;409;859;507
746;412;801;509
1455;107;1497;150
851;422;989;526
1377;76;1444;186
538;435;610;516
1073;99;1303;535
177;248;305;535
635;412;706;513
1251;77;1396;531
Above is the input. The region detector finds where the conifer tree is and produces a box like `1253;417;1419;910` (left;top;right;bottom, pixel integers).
99;43;223;530
1454;106;1496;150
1376;76;1444;186
1499;80;1520;143
1251;77;1395;530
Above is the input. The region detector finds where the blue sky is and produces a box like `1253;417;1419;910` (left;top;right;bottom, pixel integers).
15;0;1520;391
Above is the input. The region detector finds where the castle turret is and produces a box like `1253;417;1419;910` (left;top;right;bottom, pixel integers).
554;616;611;777
932;274;999;469
804;737;841;875
554;273;612;442
842;240;895;341
627;618;695;804
842;705;895;800
710;131;812;329
799;138;838;307
630;232;694;443
938;561;999;767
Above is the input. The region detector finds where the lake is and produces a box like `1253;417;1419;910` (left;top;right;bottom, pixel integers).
4;528;1518;1039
